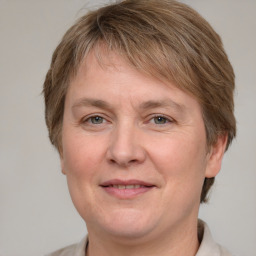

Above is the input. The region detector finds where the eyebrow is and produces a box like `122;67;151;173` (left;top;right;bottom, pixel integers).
139;99;186;113
72;97;186;113
72;98;112;110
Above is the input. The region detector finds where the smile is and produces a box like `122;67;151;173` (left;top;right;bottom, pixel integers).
110;184;145;189
100;179;155;199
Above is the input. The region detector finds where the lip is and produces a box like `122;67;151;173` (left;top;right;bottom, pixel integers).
100;179;154;187
100;179;156;199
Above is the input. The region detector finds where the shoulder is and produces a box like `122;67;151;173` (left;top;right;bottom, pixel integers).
46;243;77;256
45;236;87;256
197;219;234;256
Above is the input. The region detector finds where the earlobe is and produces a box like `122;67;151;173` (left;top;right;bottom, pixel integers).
59;147;67;175
205;134;228;178
60;157;67;175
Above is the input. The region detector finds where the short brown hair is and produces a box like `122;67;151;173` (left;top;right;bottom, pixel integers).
43;0;236;203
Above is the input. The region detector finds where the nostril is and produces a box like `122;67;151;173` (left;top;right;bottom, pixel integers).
108;158;138;167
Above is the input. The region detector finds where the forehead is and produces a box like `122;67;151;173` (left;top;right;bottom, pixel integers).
67;50;202;115
71;49;172;95
74;44;172;88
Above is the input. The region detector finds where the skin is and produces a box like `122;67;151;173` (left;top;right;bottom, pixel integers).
60;51;227;256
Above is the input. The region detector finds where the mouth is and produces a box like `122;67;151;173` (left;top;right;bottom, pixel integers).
108;184;148;189
100;179;156;199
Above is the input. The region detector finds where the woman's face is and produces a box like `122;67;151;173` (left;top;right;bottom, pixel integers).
61;51;224;242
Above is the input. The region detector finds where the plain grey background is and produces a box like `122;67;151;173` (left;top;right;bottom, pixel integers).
0;0;255;255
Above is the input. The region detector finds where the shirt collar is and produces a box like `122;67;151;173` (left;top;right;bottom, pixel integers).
196;219;232;256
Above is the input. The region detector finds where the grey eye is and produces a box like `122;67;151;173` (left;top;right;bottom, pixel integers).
90;116;104;124
153;116;168;124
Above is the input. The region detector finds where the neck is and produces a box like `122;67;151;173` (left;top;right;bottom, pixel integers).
86;219;200;256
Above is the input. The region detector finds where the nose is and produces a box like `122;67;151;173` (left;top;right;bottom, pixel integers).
106;122;146;167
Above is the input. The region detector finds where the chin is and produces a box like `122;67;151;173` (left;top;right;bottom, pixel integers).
88;208;159;241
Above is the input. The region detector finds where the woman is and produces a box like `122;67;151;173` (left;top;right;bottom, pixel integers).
44;0;236;255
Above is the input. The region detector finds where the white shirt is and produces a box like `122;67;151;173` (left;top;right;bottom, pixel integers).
46;220;233;256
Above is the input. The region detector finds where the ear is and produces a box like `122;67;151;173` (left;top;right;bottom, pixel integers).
57;143;66;175
60;155;67;175
205;134;228;178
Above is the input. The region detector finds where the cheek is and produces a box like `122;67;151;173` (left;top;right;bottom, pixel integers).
61;132;107;216
150;134;207;215
62;130;106;177
148;132;207;187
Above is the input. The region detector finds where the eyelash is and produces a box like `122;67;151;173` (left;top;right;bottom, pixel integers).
81;114;173;126
82;115;107;125
148;114;173;125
